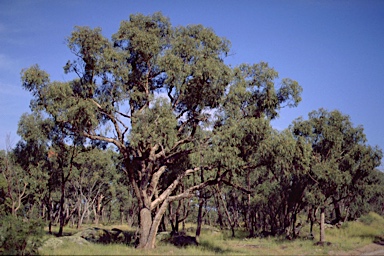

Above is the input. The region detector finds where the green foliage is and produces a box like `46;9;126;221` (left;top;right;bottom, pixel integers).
17;11;383;250
0;214;45;255
292;109;383;207
224;62;302;119
130;98;177;148
359;214;375;225
359;212;384;226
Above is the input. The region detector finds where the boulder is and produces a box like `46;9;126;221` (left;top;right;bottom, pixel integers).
111;228;136;245
79;227;135;245
80;227;111;244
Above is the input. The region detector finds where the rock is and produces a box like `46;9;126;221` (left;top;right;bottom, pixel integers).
41;237;64;250
80;227;111;244
77;227;136;245
110;228;129;244
39;236;90;252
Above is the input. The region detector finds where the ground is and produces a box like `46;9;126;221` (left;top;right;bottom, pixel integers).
329;241;384;256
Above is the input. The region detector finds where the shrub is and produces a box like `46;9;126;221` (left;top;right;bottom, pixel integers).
359;214;375;225
359;212;384;226
0;214;45;255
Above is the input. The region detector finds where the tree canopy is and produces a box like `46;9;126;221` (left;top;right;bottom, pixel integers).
3;12;380;250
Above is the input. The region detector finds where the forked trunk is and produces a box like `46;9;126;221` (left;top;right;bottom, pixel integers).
137;200;169;249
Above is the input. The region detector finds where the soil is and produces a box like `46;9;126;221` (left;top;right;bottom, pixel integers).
352;243;384;256
329;242;384;256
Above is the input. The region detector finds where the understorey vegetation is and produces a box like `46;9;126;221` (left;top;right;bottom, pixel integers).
1;12;383;253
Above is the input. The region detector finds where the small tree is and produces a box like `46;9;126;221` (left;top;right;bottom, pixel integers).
292;109;382;244
0;214;44;256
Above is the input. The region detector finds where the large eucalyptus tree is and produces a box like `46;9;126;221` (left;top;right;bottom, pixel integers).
21;12;301;248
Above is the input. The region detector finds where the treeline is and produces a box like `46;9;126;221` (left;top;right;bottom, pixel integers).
1;109;383;241
0;12;383;250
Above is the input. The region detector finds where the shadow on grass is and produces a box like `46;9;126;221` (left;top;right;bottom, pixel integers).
199;240;240;254
53;231;74;237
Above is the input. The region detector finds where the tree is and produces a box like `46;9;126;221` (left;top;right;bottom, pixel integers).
206;62;302;237
0;147;28;217
69;147;119;227
21;12;302;248
246;130;311;238
292;109;382;244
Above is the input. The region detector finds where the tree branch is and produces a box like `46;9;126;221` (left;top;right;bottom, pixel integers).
220;178;253;194
150;167;201;210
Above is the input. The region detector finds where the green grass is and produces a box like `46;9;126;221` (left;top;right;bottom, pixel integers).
38;212;384;255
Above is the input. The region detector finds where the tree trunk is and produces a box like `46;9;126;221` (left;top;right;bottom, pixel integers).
138;207;152;248
159;214;166;232
93;205;99;225
214;191;224;228
320;207;325;243
332;197;342;224
77;201;87;229
120;205;124;225
307;206;316;239
137;200;169;249
216;185;235;237
58;173;65;236
196;196;204;238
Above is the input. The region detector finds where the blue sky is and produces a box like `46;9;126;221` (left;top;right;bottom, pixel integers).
1;0;383;169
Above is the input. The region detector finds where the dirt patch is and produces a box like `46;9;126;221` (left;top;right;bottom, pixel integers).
329;243;384;256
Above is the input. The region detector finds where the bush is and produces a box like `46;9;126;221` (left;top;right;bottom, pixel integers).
359;212;384;226
0;214;45;255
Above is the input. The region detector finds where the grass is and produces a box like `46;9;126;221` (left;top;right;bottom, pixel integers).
38;212;384;255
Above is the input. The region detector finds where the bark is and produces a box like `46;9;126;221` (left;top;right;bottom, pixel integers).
138;207;152;248
58;171;65;236
159;214;166;232
332;197;342;224
196;167;205;238
47;200;52;234
214;191;224;228
216;185;235;237
120;206;124;225
77;200;87;229
320;207;325;243
195;195;204;238
137;200;169;249
244;170;255;237
308;206;316;238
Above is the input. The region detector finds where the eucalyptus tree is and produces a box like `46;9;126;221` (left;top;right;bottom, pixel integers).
342;168;384;220
14;113;54;219
248;130;311;237
0;149;29;216
68;147;118;227
209;62;302;237
363;169;384;216
21;12;302;248
0;113;51;219
292;109;382;243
